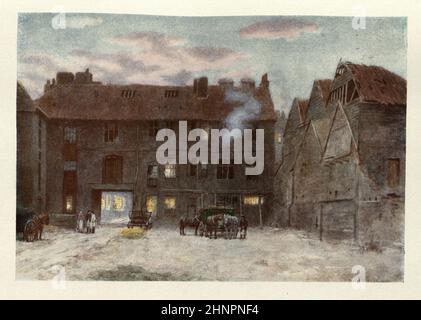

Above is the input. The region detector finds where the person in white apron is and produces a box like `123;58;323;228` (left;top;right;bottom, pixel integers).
76;210;85;233
87;210;97;234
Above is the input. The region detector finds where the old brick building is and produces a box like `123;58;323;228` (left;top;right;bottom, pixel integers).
17;82;47;214
274;62;406;246
19;69;277;225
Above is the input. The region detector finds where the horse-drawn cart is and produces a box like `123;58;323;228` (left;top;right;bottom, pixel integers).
198;207;247;239
179;207;248;239
127;210;153;229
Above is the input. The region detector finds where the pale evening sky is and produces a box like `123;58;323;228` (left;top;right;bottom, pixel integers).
17;13;407;113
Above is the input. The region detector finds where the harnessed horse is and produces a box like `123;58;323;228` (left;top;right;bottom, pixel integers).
23;213;49;242
179;215;200;235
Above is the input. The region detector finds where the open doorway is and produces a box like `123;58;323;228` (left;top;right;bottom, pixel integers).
100;191;133;224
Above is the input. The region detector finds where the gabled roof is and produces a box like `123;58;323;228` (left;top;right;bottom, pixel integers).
312;118;331;149
341;62;406;106
321;101;359;162
315;79;332;104
35;82;277;122
297;99;309;122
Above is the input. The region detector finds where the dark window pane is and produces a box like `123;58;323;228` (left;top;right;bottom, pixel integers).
103;156;123;184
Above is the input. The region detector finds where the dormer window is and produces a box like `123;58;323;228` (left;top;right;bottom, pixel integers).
164;90;179;98
121;89;136;99
335;65;346;77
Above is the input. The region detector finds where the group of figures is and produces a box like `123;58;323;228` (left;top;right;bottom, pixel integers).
179;213;248;239
16;208;50;242
76;210;97;234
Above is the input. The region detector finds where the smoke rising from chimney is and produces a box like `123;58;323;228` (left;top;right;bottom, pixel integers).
224;89;262;132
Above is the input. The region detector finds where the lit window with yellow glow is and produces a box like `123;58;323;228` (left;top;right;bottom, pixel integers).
164;164;176;178
113;195;126;211
101;194;112;210
276;132;282;144
164;197;176;209
65;195;73;212
146;195;158;214
244;196;263;206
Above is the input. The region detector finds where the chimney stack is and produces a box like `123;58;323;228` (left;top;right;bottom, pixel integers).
56;72;74;85
218;78;234;91
196;76;208;98
74;68;93;84
241;78;255;93
260;73;269;89
193;79;198;94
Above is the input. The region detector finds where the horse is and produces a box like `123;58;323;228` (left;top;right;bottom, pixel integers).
204;214;224;239
223;215;239;239
23;213;49;242
179;215;200;236
16;208;35;238
239;215;248;239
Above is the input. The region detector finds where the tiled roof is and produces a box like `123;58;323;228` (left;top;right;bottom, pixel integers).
35;82;277;122
344;62;406;106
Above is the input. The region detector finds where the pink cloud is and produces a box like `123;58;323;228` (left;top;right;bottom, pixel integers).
239;18;320;40
110;31;185;51
18;31;247;98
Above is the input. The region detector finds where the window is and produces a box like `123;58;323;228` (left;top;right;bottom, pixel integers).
146;195;158;215
217;163;234;179
149;121;159;137
164;196;176;209
104;123;118;143
64;161;77;171
276;132;282;144
164;89;179;98
335;65;346;77
386;159;400;188
113;195;126;211
244;195;263;206
147;165;158;187
148;165;158;178
164;164;176;178
103;155;123;184
216;194;238;207
101;194;111;210
63;171;77;214
121;89;136;99
189;164;198;177
65;195;73;213
64;127;76;144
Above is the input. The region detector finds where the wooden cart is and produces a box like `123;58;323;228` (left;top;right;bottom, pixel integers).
127;210;153;229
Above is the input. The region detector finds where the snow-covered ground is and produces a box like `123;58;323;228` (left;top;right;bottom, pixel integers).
16;225;404;281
